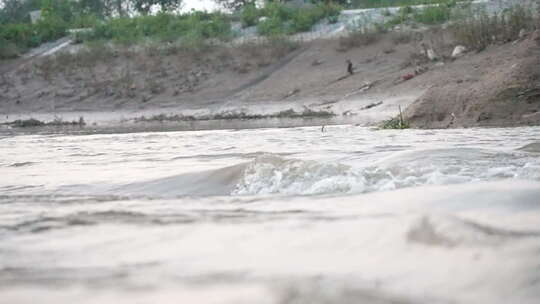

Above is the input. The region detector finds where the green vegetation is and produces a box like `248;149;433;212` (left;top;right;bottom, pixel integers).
239;2;342;36
83;12;232;45
0;0;186;59
380;116;410;129
385;1;456;27
451;5;538;51
349;0;463;9
0;15;68;58
380;107;410;129
241;4;259;27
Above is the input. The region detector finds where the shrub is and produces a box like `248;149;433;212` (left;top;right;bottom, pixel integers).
0;23;34;48
385;6;414;27
413;4;451;24
384;1;457;26
291;9;320;33
262;2;294;21
201;13;232;40
320;2;342;19
257;16;286;36
380;107;409;129
241;4;259;27
349;0;465;9
35;14;68;42
338;24;385;51
380;116;410;129
83;12;233;45
328;15;339;24
70;14;100;28
0;13;67;56
0;39;20;59
256;2;342;36
451;5;537;51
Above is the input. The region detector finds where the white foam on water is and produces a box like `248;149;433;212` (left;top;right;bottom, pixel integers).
230;148;540;196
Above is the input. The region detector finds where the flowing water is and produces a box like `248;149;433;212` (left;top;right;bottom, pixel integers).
1;125;540;304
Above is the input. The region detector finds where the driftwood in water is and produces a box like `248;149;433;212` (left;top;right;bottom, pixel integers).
341;81;378;100
281;88;300;100
361;101;383;110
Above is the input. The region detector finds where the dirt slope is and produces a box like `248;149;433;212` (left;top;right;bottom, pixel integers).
1;29;539;129
405;30;540;128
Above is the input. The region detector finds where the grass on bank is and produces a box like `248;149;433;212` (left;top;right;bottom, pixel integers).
0;14;68;59
81;11;233;45
341;2;539;53
451;5;539;51
385;0;457;27
241;2;342;36
380;107;410;129
2;1;335;59
0;10;233;59
348;0;467;9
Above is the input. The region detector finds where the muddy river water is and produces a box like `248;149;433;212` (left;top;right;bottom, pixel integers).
1;125;540;304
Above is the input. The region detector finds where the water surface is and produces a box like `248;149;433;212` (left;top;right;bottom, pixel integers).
1;125;540;304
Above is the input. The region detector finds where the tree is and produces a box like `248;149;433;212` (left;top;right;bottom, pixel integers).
213;0;347;11
131;0;183;14
75;0;108;17
0;0;41;24
213;0;256;11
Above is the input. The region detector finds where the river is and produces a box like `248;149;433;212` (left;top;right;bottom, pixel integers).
1;124;540;304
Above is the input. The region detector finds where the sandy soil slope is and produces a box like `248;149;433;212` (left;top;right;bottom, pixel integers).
405;29;540;128
1;28;539;129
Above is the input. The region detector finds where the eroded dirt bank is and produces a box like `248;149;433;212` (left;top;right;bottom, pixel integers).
405;30;540;128
1;28;539;129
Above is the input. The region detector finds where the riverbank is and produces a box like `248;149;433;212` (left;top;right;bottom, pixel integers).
1;8;539;130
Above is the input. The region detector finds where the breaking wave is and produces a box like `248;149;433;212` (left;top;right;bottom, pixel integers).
107;148;540;198
232;154;364;195
231;149;540;196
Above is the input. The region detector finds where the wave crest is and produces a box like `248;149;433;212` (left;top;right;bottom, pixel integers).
233;154;365;195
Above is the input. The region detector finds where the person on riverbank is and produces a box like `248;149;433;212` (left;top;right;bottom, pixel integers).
346;59;354;75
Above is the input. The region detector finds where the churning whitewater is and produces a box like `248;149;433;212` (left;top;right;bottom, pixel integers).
1;125;540;304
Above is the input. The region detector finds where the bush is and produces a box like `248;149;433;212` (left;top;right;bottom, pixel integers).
256;2;342;36
349;0;465;9
380;107;409;129
451;5;537;51
261;2;294;21
35;15;68;42
380;116;410;129
82;12;233;45
0;39;20;59
241;4;259;27
70;14;100;28
0;13;67;56
338;24;385;51
413;4;451;24
0;23;34;48
291;9;320;33
385;6;414;27
385;1;456;26
257;16;286;36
